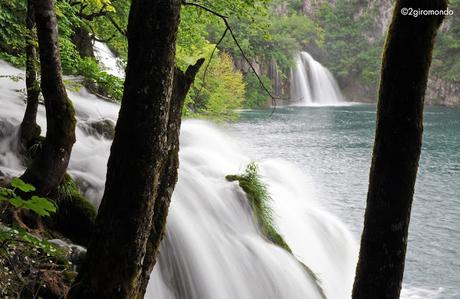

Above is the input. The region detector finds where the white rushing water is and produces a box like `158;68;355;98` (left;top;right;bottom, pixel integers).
290;51;344;106
93;41;125;78
0;58;359;298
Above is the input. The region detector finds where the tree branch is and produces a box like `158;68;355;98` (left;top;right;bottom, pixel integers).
107;15;127;36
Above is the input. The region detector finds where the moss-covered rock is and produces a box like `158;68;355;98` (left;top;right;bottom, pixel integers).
47;174;96;246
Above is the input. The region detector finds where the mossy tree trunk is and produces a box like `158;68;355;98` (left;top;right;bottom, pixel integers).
352;1;447;298
135;59;204;297
19;0;41;149
21;0;76;195
67;1;202;298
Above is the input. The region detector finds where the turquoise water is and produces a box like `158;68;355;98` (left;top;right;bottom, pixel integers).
230;104;460;298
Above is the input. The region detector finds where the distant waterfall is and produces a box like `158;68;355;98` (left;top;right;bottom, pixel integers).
290;51;344;105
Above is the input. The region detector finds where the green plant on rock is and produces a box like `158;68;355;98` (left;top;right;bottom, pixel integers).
0;178;56;217
226;162;327;299
226;162;291;252
49;174;96;246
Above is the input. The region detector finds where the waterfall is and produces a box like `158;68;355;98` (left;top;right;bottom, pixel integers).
0;58;359;299
291;51;344;106
93;41;125;78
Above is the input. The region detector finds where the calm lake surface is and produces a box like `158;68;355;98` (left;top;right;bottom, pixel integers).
229;104;460;298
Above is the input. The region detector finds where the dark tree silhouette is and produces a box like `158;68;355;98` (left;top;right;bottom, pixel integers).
21;0;76;195
19;0;41;149
67;0;203;297
352;1;447;298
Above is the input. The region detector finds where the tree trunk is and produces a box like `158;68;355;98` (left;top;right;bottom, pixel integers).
135;59;204;298
21;0;76;195
67;1;202;298
20;0;41;149
352;1;446;298
72;26;95;58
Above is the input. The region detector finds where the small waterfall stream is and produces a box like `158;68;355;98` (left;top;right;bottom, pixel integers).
291;52;344;106
93;41;126;78
0;55;359;299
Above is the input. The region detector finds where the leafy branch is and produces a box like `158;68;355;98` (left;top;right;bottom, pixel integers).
0;178;56;217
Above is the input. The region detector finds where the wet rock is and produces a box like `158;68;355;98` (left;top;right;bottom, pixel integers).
48;239;87;268
79;118;115;139
0;120;15;139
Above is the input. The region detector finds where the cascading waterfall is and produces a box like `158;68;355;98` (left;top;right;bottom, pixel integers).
291;51;344;106
93;41;126;78
0;56;359;299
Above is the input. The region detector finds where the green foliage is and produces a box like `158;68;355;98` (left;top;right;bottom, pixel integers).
0;226;71;298
318;0;383;86
183;49;246;121
431;0;460;82
226;162;291;252
203;2;324;109
0;178;56;217
244;73;272;108
0;52;26;67
89;0;130;58
0;0;27;56
77;57;124;100
0;227;65;260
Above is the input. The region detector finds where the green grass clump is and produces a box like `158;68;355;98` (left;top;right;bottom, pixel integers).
226;162;291;253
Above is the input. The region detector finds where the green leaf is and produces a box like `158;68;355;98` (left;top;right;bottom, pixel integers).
11;177;36;192
0;187;14;197
9;196;26;208
24;196;57;217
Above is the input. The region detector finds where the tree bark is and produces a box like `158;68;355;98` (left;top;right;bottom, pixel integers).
135;59;204;298
72;26;95;58
20;0;41;149
67;1;202;298
20;0;76;195
352;1;446;298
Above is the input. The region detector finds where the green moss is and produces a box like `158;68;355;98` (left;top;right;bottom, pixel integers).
226;162;291;253
48;174;96;246
226;162;327;298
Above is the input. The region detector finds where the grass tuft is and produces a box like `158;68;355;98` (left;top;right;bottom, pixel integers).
226;162;291;253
